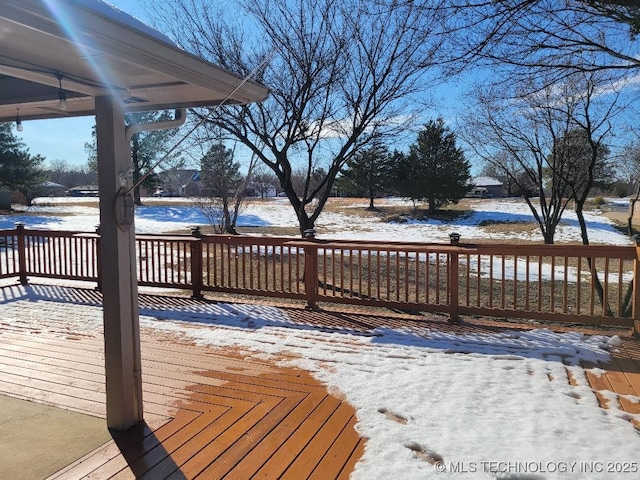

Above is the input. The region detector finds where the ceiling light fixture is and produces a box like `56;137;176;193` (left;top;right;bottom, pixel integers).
56;72;68;111
15;108;23;132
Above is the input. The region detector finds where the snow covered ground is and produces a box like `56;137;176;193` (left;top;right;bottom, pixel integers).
1;197;639;479
1;196;633;246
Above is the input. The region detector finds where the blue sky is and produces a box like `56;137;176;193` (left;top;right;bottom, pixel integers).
12;0;489;181
14;1;639;179
16;0;465;171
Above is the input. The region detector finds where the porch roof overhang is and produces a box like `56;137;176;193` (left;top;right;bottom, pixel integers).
0;0;269;122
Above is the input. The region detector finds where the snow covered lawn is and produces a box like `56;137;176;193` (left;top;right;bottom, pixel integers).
2;196;631;245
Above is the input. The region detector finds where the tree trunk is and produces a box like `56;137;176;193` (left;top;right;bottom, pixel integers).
427;195;436;215
298;214;315;238
367;182;375;210
575;201;613;316
133;187;142;206
627;188;640;237
131;139;143;206
222;197;238;235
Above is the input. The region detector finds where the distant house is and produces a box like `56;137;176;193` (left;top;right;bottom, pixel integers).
39;181;67;197
154;170;203;197
245;182;277;198
469;176;504;198
66;185;99;197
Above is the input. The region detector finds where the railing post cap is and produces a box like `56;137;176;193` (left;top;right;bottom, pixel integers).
449;232;461;244
303;228;316;240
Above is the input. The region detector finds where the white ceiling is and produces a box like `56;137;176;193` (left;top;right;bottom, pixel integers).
0;0;269;122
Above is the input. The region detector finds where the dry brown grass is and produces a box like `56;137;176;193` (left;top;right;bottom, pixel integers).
478;220;539;235
323;198;472;223
235;226;301;236
34;199;99;208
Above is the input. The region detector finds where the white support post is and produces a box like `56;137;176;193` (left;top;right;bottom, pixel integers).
95;95;143;430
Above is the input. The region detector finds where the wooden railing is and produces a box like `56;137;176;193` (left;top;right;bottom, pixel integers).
0;229;18;280
1;224;638;329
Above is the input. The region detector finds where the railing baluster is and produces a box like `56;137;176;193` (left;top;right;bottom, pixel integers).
525;255;530;311
617;257;624;316
0;229;637;329
489;254;493;308
501;254;505;310
513;254;518;310
590;258;596;316
474;253;480;307
550;255;556;312
563;256;569;314
576;255;582;315
603;257;610;316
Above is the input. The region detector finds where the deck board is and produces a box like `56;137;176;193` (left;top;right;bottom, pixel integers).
0;314;364;480
0;302;361;480
252;394;342;478
2;285;640;478
583;338;640;428
280;402;357;480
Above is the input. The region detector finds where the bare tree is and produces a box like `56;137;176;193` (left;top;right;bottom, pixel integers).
150;0;446;236
480;152;538;198
616;142;640;235
45;159;96;188
444;0;640;85
463;72;624;244
616;142;640;191
250;167;279;198
465;72;628;315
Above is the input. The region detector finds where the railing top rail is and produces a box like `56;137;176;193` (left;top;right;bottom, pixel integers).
285;239;463;253
464;242;637;258
3;227;635;258
73;233;100;239
136;234;196;241
21;229;97;237
283;239;637;258
199;235;303;246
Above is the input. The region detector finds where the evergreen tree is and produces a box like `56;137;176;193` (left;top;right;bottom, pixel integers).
0;123;45;207
394;118;471;213
199;143;245;234
337;147;393;209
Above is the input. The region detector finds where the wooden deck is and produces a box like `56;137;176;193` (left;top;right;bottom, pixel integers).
583;336;640;429
0;290;366;479
0;285;639;479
